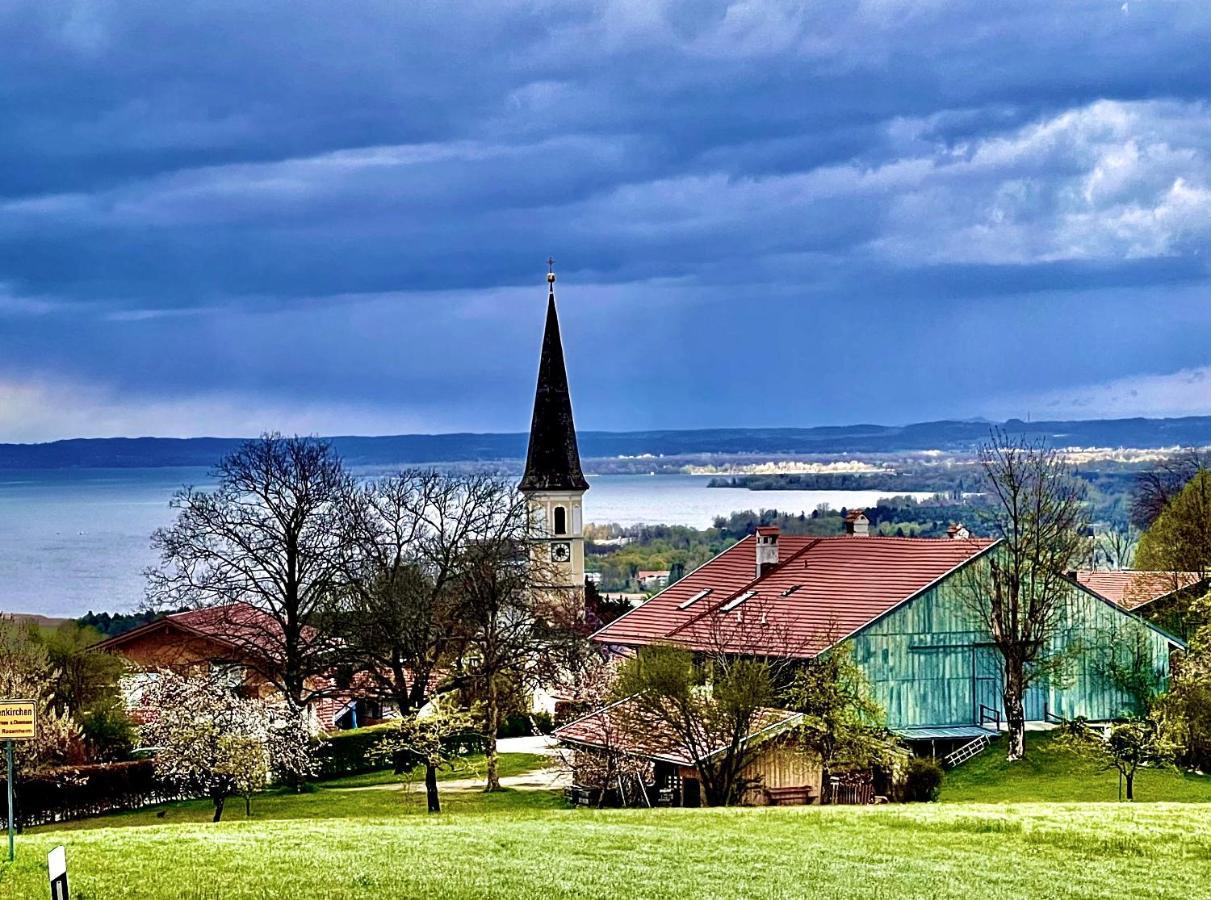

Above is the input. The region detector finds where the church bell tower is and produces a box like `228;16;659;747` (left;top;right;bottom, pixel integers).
519;262;589;596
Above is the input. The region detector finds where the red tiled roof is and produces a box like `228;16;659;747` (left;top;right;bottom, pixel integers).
554;698;800;766
1074;570;1204;611
93;603;323;662
591;534;996;658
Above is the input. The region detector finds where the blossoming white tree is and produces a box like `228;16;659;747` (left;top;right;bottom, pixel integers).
139;671;315;821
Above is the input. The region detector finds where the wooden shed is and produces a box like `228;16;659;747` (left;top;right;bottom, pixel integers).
555;699;822;807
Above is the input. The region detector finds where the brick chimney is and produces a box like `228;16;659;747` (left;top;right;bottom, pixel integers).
755;526;779;577
843;509;869;537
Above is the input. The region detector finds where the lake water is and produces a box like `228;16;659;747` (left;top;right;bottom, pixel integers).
0;468;927;617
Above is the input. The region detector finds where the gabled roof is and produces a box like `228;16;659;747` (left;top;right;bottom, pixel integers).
554;697;801;766
1074;570;1205;611
519;284;589;494
92;603;311;661
591;534;997;658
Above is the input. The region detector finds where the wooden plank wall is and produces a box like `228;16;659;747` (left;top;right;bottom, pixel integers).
848;556;1175;730
741;740;822;805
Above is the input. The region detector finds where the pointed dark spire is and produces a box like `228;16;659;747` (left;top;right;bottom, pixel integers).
519;264;589;493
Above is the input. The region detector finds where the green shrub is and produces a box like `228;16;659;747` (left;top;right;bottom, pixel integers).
315;721;486;779
902;757;944;802
497;711;554;738
314;723;399;779
80;698;137;762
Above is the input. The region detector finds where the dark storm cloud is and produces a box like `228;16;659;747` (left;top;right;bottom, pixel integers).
2;1;1211;439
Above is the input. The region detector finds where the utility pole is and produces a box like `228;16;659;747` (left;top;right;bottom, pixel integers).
5;739;13;862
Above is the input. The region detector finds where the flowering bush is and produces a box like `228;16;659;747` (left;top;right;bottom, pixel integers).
139;670;315;821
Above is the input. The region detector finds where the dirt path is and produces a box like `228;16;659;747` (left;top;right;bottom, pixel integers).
335;762;569;794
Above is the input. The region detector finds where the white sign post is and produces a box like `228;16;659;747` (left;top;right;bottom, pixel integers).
48;845;69;900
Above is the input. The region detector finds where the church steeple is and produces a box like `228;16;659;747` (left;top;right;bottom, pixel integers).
519;263;589;494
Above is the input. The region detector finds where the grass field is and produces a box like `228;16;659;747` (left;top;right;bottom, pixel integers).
2;744;1210;899
942;731;1211;802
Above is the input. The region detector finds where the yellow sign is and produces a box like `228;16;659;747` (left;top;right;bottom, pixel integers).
0;700;36;740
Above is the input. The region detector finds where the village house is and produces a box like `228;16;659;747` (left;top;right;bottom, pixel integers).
1074;569;1205;612
636;570;671;591
534;271;1184;799
1074;568;1207;642
92;605;379;731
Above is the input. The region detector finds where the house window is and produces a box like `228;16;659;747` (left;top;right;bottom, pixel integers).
211;661;248;693
121;671;160;708
554;506;567;535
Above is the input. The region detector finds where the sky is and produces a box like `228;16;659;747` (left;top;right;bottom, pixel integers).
3;1;1211;441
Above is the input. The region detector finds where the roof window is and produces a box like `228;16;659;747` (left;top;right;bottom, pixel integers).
721;590;757;613
678;589;712;610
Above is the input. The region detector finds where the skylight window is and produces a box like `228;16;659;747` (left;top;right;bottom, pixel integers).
678;589;712;610
721;590;756;612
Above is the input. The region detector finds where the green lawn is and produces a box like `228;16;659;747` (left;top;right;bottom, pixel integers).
2;749;1211;899
941;732;1211;803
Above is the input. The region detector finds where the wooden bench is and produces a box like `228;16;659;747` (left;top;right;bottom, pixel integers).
764;785;816;806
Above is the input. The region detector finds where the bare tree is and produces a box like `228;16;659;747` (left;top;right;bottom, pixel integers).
331;470;504;811
1131;449;1210;529
957;431;1090;761
146;434;352;711
448;478;576;792
1093;527;1138;570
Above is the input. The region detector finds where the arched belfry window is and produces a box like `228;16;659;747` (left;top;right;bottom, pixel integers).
553;506;567;536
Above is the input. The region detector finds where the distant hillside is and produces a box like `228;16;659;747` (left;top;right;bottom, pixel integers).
3;613;70;629
2;416;1211;469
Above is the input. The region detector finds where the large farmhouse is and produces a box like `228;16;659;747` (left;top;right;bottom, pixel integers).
590;526;1184;749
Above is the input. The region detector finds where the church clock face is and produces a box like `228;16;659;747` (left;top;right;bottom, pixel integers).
550;541;572;563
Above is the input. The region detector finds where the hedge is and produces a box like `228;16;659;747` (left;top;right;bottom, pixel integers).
313;723;400;778
497;711;554;739
1;760;199;828
314;723;487;780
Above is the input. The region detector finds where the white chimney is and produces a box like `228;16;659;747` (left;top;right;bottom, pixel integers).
844;510;869;537
755;526;779;577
